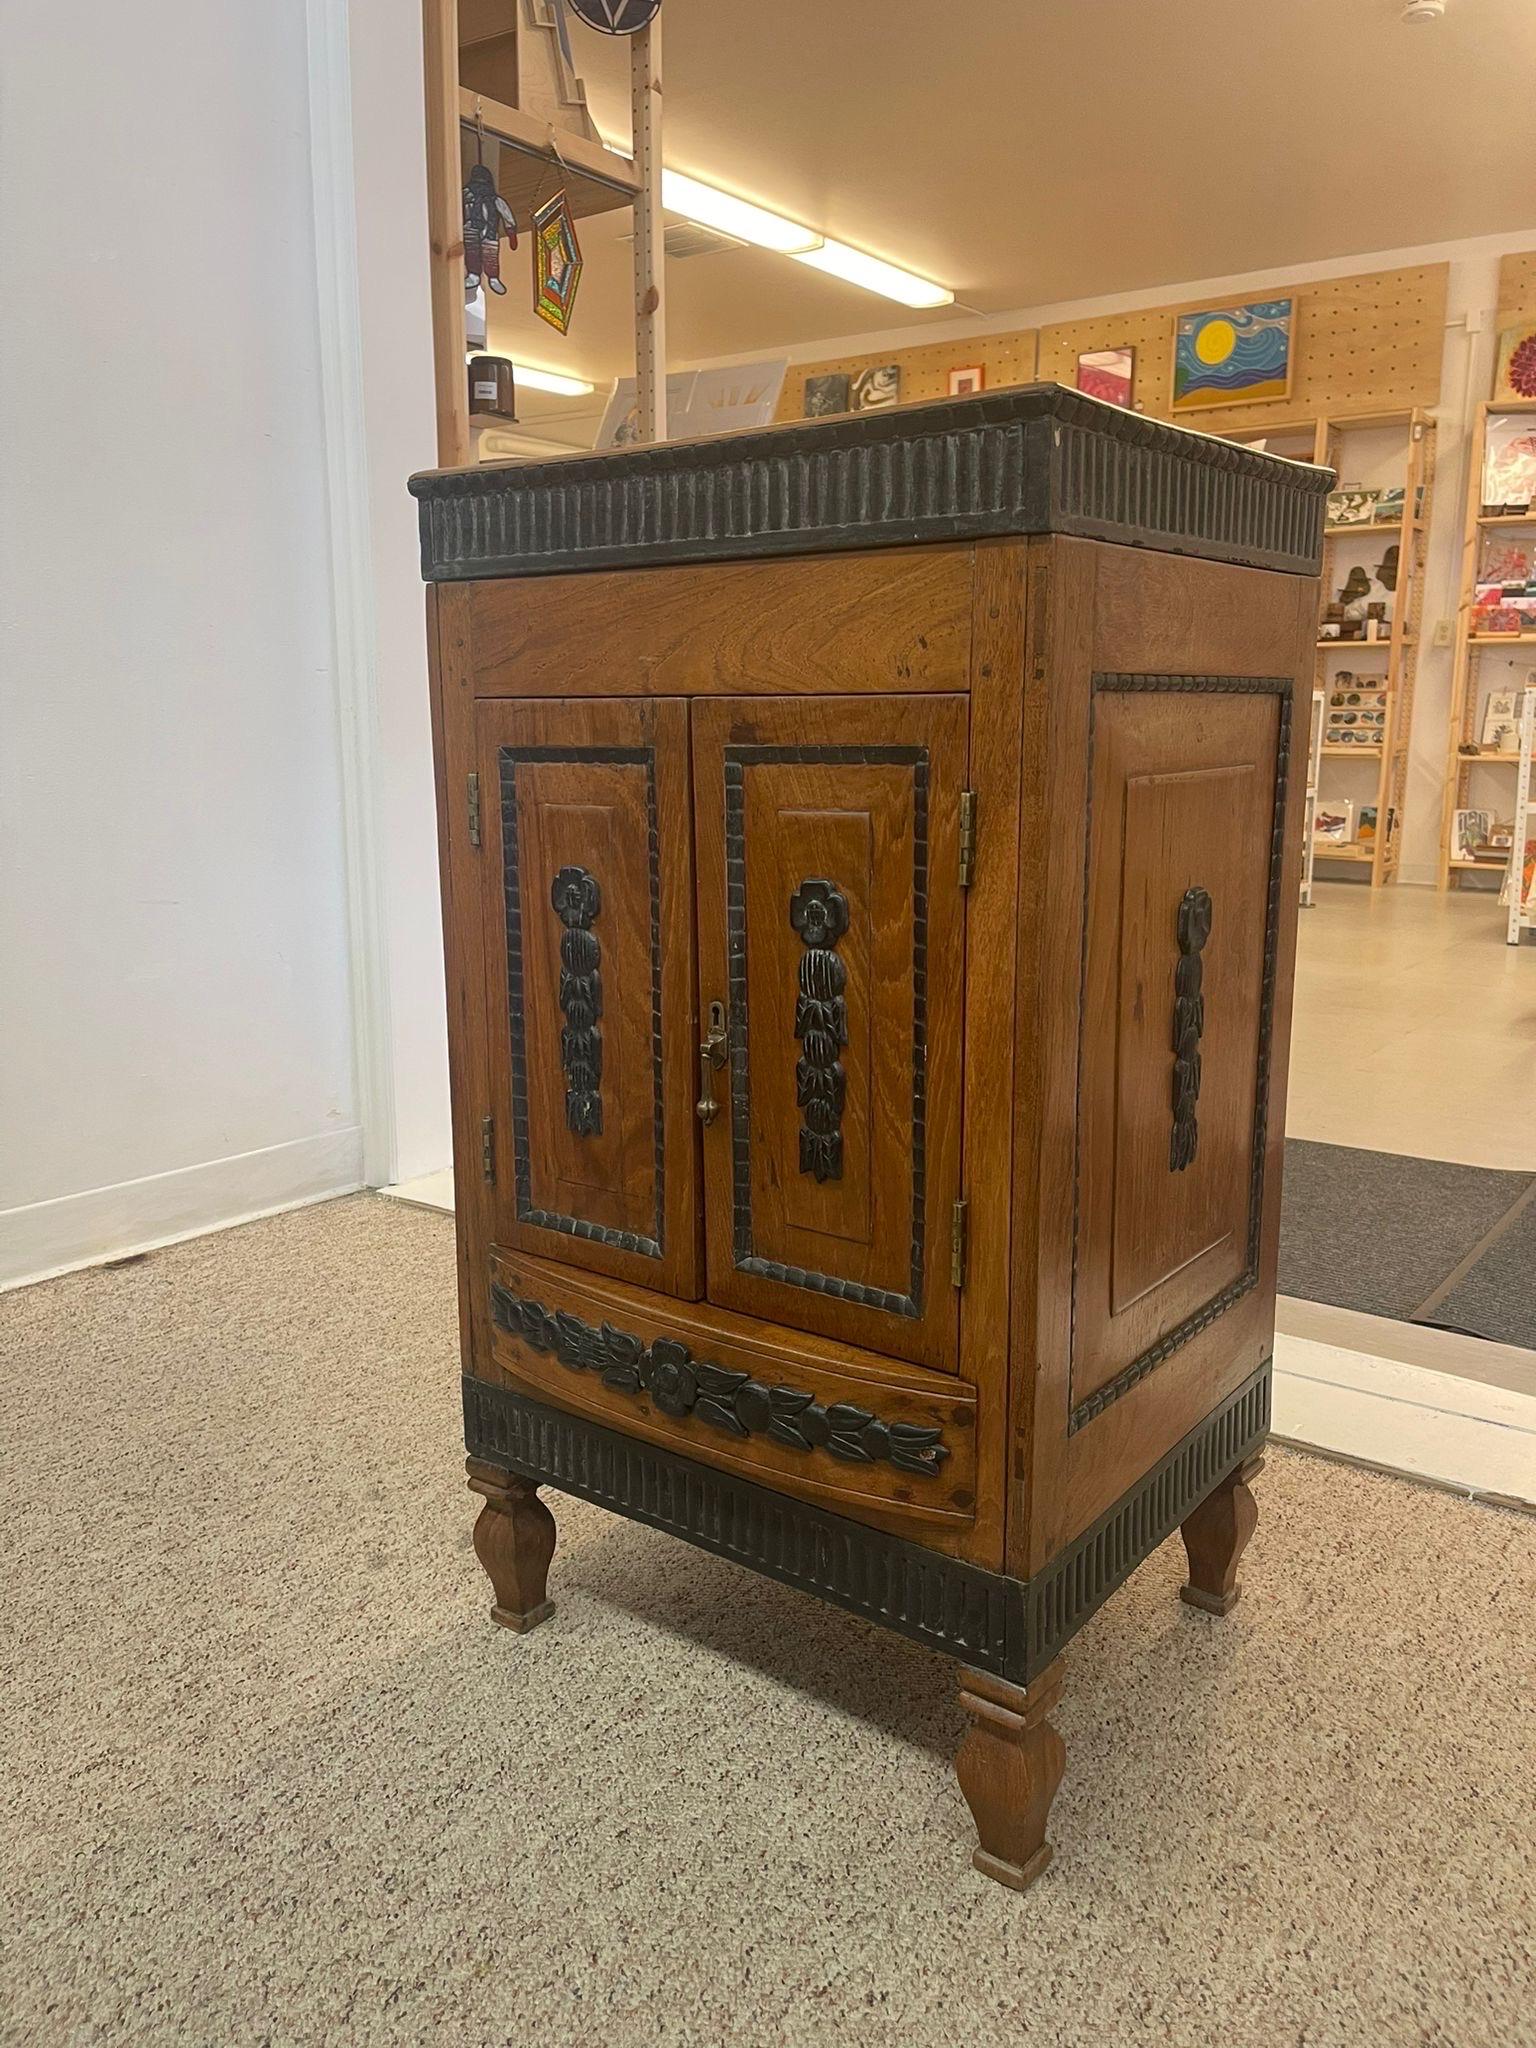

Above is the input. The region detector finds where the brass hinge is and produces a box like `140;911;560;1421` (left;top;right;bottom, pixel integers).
467;771;482;849
480;1113;496;1183
958;790;977;889
950;1196;968;1289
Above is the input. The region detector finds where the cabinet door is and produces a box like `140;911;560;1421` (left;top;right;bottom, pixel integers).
692;696;967;1373
477;698;701;1297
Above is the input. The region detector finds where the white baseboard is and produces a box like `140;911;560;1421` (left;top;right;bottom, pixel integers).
0;1126;365;1290
1273;1331;1536;1509
378;1166;455;1215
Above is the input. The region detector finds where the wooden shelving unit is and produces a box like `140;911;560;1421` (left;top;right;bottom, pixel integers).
1437;398;1536;889
1223;407;1434;888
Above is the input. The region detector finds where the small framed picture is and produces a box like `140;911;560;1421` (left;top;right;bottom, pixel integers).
803;372;850;419
1075;347;1135;409
947;366;985;397
1454;808;1492;861
851;363;901;411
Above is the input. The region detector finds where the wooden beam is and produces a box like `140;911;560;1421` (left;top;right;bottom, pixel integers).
424;0;470;468
630;19;665;442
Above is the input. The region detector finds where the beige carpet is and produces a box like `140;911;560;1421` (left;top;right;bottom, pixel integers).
3;1195;1533;2048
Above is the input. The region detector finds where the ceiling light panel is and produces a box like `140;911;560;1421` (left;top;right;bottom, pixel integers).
791;238;953;308
660;169;823;255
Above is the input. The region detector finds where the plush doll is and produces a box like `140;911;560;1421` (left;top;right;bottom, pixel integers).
464;164;517;299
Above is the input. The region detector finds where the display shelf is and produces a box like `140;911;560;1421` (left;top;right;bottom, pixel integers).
1455;747;1523;763
1320;744;1386;757
1314;843;1376;862
1439;400;1536;888
1325;519;1416;538
1315;636;1405;651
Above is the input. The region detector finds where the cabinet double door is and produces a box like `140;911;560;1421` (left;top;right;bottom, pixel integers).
477;694;968;1374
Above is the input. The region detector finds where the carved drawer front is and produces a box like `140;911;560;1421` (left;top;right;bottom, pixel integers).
476;698;701;1297
691;695;967;1374
486;1248;979;1542
1069;675;1290;1428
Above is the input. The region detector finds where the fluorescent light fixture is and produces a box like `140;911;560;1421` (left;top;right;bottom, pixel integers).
661;168;823;255
791;238;953;309
510;364;594;397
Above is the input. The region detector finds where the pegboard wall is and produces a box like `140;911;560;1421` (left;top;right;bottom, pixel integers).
1034;264;1448;432
1497;248;1536;327
772;329;1038;424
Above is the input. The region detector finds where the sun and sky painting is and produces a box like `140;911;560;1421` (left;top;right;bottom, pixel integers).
1171;298;1294;413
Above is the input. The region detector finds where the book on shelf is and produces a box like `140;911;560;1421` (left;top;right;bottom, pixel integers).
1481;417;1536;517
1314;801;1355;845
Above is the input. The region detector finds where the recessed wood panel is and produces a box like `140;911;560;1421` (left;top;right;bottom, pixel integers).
477;697;701;1297
692;695;967;1373
1071;677;1287;1422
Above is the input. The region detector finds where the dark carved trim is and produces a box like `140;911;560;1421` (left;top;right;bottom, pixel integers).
724;746;928;1319
1067;676;1292;1435
551;865;603;1137
489;1279;951;1475
499;746;666;1258
790;878;849;1183
462;1358;1271;1684
1169;885;1211;1172
410;385;1330;583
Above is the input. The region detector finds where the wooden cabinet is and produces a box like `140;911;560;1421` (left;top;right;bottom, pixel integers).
413;387;1328;1892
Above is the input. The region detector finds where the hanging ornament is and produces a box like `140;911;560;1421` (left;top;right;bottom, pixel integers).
533;190;584;334
463;115;517;301
564;0;662;31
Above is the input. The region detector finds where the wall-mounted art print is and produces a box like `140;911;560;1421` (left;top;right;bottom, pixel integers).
851;363;901;411
1171;298;1294;414
1076;347;1135;409
1493;320;1536;403
803;372;851;418
947;366;985;397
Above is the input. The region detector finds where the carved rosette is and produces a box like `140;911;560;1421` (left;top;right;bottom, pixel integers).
1170;885;1212;1172
551;865;602;1137
490;1280;950;1477
789;878;849;1183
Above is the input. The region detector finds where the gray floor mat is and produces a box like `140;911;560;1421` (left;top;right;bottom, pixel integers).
1277;1140;1534;1324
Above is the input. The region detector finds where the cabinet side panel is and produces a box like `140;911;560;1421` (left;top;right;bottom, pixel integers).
427;582;497;1379
1015;541;1313;1573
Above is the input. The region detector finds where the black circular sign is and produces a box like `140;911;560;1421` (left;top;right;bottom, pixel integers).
565;0;662;31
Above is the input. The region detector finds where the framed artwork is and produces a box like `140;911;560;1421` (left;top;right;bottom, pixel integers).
1493;321;1536;403
1075;347;1135;409
851;363;901;411
1454;808;1492;862
1171;298;1294;414
803;372;850;418
947;366;985;397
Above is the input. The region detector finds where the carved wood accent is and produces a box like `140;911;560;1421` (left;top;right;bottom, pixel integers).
955;1659;1067;1892
1179;1451;1263;1615
551;865;603;1137
789;878;850;1183
1170;884;1212;1172
489;1278;951;1476
466;1457;557;1632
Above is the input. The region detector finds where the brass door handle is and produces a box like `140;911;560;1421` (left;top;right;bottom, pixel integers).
696;1000;727;1125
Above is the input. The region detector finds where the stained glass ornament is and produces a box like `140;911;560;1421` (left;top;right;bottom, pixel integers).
533;189;584;335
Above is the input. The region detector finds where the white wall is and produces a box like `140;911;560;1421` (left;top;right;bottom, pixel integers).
0;0;361;1284
342;0;452;1185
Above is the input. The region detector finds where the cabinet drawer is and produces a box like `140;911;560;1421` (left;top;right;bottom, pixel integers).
485;1248;980;1547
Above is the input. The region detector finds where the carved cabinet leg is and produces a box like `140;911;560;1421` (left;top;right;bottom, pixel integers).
466;1458;556;1633
1179;1452;1263;1616
955;1658;1067;1893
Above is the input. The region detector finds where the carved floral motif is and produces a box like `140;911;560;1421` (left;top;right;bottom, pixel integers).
789;878;850;1183
552;865;602;1137
1170;885;1212;1172
489;1280;951;1476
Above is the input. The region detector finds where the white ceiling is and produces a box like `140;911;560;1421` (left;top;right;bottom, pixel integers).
484;0;1536;433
